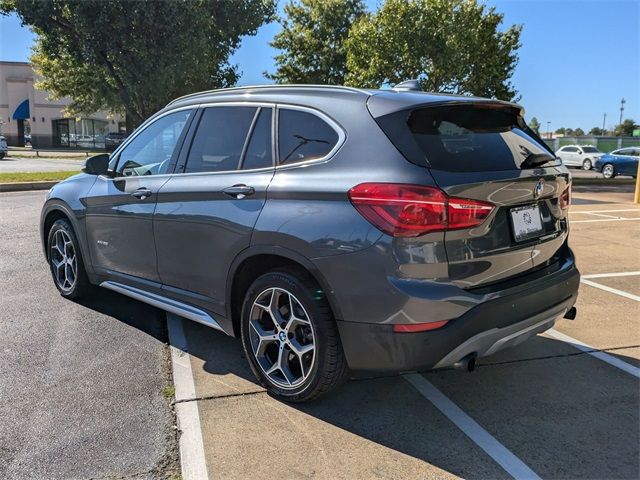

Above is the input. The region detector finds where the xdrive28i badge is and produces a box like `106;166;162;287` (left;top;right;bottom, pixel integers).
533;179;545;199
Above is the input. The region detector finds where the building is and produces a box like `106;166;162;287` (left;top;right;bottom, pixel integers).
0;61;122;149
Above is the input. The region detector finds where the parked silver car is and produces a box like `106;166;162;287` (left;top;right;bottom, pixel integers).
555;145;603;170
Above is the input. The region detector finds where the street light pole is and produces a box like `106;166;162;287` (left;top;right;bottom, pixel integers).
546;121;551;139
602;113;607;133
619;98;626;126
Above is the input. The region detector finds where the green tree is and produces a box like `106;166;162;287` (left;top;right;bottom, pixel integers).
529;117;540;134
267;0;365;84
588;127;605;136
555;127;567;135
345;0;522;100
573;128;585;137
1;0;274;131
614;118;636;136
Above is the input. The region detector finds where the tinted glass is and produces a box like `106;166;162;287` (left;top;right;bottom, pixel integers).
242;108;273;170
278;109;338;165
582;146;599;153
185;107;257;173
408;106;557;172
564;147;577;152
117;110;191;176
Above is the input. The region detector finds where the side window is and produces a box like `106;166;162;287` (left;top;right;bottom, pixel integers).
564;147;577;153
184;106;257;174
631;150;640;157
116;110;191;176
242;108;273;170
278;109;339;165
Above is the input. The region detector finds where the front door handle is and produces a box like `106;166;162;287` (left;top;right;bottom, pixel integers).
131;188;152;200
223;184;255;199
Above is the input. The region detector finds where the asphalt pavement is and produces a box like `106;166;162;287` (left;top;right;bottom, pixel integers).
0;191;179;479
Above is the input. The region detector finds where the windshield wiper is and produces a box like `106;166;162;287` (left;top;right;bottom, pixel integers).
520;151;556;169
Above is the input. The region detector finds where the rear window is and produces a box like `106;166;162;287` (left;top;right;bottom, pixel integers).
581;146;599;153
376;105;557;172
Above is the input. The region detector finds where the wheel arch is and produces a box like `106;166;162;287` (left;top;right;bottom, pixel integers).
41;200;95;278
226;246;342;337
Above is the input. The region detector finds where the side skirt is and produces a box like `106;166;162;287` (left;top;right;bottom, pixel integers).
100;280;226;333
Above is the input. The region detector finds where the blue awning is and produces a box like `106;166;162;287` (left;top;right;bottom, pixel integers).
12;99;30;120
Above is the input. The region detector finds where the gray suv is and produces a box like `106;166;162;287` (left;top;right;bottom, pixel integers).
40;85;580;402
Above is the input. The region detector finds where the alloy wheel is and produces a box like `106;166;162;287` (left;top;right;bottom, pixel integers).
248;287;316;389
582;159;592;170
50;229;77;293
603;164;614;179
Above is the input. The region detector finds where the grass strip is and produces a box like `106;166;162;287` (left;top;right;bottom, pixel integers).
0;170;80;183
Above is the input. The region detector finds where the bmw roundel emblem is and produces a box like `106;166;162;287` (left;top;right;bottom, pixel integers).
534;179;545;199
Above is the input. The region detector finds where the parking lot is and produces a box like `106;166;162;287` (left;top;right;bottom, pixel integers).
0;184;638;479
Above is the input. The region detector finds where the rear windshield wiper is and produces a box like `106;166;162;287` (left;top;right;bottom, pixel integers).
520;152;556;169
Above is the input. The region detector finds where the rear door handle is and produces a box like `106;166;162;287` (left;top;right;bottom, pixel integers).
131;188;152;200
223;184;255;199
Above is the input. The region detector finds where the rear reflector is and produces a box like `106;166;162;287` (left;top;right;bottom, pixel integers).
348;183;494;237
393;320;449;333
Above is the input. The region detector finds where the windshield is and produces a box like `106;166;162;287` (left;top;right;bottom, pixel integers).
407;106;558;172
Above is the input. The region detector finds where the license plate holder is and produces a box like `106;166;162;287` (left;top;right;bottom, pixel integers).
510;204;543;242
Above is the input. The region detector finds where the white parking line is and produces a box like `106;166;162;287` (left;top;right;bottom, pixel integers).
167;314;209;480
571;209;640;214
572;218;640;223
545;329;640;379
579;212;622;219
580;278;640;302
404;374;541;480
582;271;640;279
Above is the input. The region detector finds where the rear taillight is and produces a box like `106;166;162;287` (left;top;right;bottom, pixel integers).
348;183;494;237
560;186;571;210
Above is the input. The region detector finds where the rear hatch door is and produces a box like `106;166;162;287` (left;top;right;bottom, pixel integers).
372;100;570;288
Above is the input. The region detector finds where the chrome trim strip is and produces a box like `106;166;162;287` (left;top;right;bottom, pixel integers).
100;280;225;332
433;300;573;369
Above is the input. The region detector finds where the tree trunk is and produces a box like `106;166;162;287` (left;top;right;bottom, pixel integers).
125;112;134;135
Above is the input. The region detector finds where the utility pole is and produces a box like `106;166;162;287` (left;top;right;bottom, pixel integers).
619;98;626;126
546;121;551;139
602;113;607;133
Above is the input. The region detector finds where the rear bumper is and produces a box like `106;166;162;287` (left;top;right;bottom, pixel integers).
337;261;580;372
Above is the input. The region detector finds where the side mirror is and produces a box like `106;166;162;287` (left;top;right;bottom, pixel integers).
82;153;110;175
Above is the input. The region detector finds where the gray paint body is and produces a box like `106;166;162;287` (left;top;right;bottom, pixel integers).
40;85;580;372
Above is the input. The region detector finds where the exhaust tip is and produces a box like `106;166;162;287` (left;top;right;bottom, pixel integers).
564;307;577;320
453;354;477;372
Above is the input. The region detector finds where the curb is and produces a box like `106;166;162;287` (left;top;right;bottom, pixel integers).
0;181;58;193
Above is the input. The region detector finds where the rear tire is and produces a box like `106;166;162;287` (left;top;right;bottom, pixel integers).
582;158;592;170
240;268;347;402
47;219;92;299
602;163;616;179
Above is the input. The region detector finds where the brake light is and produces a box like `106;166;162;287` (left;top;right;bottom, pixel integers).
560;186;571;210
393;320;449;333
348;183;494;237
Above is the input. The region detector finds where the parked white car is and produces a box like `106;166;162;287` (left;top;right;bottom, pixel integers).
555;145;603;170
0;135;7;159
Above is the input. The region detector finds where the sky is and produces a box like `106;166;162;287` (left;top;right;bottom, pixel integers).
1;0;638;132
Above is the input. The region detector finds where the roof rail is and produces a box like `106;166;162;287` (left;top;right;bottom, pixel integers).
166;84;369;107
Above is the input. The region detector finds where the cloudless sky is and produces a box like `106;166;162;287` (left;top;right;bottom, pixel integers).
1;0;638;132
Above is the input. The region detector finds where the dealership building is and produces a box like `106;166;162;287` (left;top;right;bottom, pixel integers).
0;61;122;149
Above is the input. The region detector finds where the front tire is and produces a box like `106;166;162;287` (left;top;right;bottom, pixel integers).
47;219;92;299
602;163;616;179
240;268;347;402
582;158;592;170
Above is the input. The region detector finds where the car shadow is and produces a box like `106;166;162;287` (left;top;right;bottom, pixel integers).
78;294;639;479
181;318;640;479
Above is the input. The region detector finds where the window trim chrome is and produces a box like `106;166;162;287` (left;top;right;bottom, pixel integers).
109;104;197;178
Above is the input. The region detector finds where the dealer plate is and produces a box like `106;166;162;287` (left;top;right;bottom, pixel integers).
510;204;543;242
